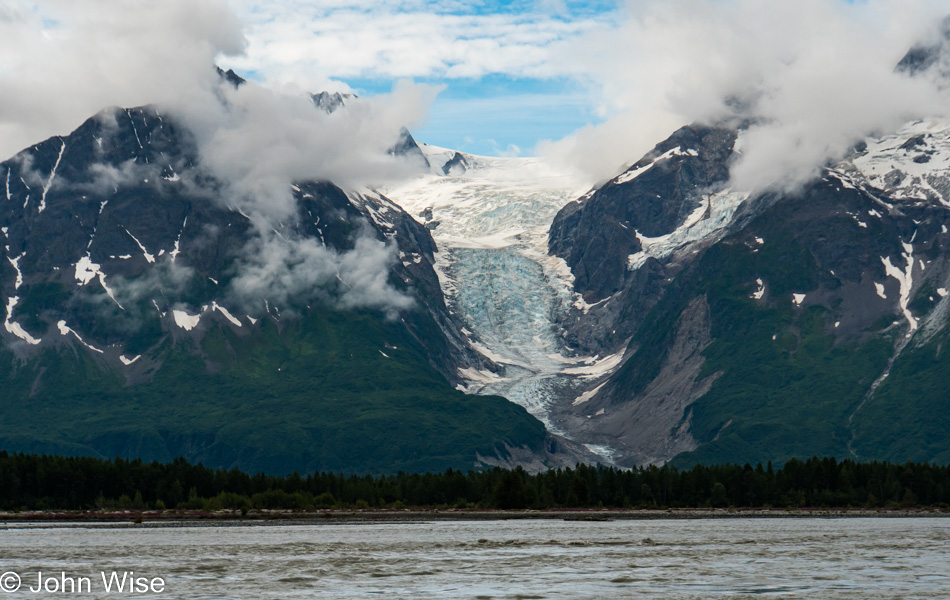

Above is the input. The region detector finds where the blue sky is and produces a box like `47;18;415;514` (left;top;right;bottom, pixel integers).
225;0;621;156
4;0;941;184
348;75;599;154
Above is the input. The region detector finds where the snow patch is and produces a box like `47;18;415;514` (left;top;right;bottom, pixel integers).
74;254;123;308
124;229;155;263
127;109;143;149
751;278;765;300
211;301;242;327
881;243;918;336
792;293;806;306
56;320;103;353
74;255;98;285
562;351;625;378
613;146;697;185
169;217;186;262
38;140;65;213
4;296;41;345
172;310;201;331
457;367;507;386
848;119;950;207
572;382;606;406
119;354;141;366
874;282;887;299
7;253;25;289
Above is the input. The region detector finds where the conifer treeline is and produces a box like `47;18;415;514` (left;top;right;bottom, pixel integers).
1;451;948;511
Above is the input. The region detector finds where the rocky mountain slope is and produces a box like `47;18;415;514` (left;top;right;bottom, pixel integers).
544;116;950;468
0;73;589;474
7;44;950;474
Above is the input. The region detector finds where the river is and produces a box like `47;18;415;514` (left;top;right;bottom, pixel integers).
1;517;948;598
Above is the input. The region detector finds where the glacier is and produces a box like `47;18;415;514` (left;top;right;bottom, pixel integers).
383;143;755;462
383;147;617;447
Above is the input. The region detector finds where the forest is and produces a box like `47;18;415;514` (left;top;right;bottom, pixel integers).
0;452;947;512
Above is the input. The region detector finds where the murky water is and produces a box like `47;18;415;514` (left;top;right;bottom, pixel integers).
1;518;948;599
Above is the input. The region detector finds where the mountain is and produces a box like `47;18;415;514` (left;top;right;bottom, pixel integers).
8;50;950;476
544;116;950;467
0;75;589;474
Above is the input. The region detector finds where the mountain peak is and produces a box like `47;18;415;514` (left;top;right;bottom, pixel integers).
214;66;246;88
310;91;355;114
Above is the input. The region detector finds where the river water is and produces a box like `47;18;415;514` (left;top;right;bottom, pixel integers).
1;518;948;599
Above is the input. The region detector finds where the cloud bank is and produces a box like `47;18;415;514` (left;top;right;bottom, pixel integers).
541;0;950;192
0;0;245;161
0;0;435;316
224;0;606;90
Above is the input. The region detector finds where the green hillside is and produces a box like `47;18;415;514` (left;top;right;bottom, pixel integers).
0;306;546;474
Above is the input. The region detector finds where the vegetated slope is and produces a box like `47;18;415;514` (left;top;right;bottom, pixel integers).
0;307;546;475
0;78;569;474
548;120;950;468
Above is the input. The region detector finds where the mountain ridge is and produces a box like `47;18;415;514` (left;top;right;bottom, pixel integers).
0;80;592;474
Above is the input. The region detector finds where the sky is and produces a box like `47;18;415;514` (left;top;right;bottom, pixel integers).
2;0;950;188
2;0;950;315
220;0;617;156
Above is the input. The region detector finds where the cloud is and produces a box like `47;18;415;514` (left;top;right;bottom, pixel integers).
227;226;413;318
186;78;441;223
540;0;950;191
176;77;439;316
0;0;438;318
222;0;605;89
0;0;245;161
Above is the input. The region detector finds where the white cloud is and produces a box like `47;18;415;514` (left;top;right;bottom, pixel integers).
540;0;950;191
0;0;245;161
0;0;438;317
223;0;605;88
186;78;441;223
228;227;414;318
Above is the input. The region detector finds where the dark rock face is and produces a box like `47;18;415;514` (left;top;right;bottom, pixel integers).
546;116;950;467
0;105;452;364
215;67;246;88
389;127;431;170
441;151;468;175
896;16;950;77
310;91;354;113
549;125;737;302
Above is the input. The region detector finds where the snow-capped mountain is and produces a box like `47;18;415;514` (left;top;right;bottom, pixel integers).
0;71;593;475
7;38;950;474
538;119;950;467
377;97;950;469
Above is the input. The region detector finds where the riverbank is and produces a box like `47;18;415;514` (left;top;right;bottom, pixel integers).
1;506;947;526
